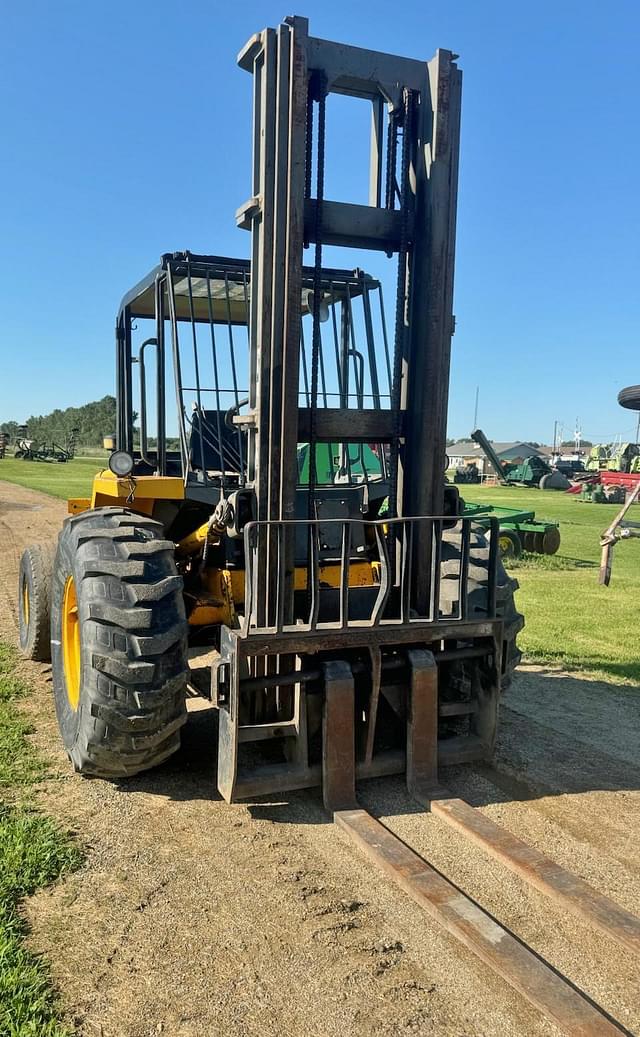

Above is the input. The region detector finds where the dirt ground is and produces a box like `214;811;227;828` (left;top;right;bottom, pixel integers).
1;480;639;1037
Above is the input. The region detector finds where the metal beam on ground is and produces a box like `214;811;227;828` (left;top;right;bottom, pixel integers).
421;787;640;958
336;808;626;1037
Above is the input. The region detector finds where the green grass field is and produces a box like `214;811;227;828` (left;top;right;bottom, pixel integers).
0;643;80;1036
466;484;640;683
0;456;103;499
1;459;638;684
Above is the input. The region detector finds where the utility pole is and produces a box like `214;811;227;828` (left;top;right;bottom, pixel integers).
553;420;558;457
473;385;479;429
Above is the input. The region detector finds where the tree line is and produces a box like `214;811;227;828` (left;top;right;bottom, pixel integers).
1;396;117;448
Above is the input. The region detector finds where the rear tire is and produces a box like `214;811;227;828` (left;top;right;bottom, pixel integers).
540;471;570;491
440;523;524;690
618;385;640;411
18;544;55;661
50;507;189;777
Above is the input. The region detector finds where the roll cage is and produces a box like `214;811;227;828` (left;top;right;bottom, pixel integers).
115;251;391;502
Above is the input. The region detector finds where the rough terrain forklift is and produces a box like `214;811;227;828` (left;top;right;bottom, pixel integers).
18;16;522;805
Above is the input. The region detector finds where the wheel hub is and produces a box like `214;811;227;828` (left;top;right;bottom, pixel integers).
22;578;30;627
62;575;81;710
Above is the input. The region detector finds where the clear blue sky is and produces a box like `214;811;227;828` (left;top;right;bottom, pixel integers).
1;0;639;444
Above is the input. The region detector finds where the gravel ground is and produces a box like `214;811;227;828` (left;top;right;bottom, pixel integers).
0;479;638;1037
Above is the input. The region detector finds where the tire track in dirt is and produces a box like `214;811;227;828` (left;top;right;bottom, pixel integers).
0;485;62;636
0;504;24;629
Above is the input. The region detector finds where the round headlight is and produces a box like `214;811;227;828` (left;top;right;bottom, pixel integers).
108;450;135;477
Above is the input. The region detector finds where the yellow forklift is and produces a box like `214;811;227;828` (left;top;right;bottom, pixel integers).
18;16;522;805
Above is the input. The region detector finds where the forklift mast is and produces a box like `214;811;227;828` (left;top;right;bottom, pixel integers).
201;17;504;804
238;15;462;624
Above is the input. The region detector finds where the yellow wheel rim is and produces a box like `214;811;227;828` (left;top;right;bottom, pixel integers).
498;534;513;557
62;576;81;711
22;579;30;627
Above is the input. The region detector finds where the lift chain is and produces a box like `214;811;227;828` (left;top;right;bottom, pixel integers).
303;74;314;247
388;89;415;521
385;107;399;212
307;70;328;519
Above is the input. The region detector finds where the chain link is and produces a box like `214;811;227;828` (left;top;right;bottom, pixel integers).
307;71;328;518
388;89;415;521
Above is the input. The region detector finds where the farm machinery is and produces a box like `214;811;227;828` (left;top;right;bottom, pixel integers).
577;392;640;506
471;428;570;490
453;461;481;485
586;441;640;475
14;425;79;462
599;384;640;584
463;503;560;560
578;480;627;504
17;17;523;807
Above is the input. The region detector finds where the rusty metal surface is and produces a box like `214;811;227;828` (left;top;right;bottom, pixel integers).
336;808;626;1037
242;515;501;635
239;617;499;654
363;646;382;764
422;788;640;958
405;649;438;798
322;661;358;811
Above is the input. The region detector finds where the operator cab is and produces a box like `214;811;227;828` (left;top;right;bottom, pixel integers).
115;251;392;531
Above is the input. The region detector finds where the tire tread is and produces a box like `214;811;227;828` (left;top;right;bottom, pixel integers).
51;508;188;778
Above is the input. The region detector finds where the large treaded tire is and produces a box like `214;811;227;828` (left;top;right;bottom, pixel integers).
18;543;56;661
539;471;571;491
618;385;640;411
51;507;189;777
439;523;524;689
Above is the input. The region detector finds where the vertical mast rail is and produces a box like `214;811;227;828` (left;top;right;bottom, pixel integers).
404;52;462;611
238;17;463;646
154;275;167;475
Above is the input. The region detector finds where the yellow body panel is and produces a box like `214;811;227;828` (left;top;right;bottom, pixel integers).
200;561;377;602
91;472;185;502
189;569;239;627
68;497;91;514
296;560;378;590
188;561;379;626
67;472;185;516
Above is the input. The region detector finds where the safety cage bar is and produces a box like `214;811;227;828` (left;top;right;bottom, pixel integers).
117;251;395;489
242;515;500;635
